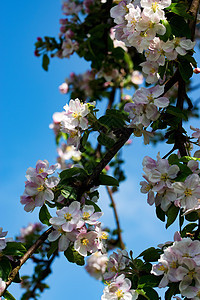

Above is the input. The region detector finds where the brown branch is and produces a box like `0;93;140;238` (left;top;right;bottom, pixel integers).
85;128;133;189
1;227;54;296
106;186;125;249
188;0;200;41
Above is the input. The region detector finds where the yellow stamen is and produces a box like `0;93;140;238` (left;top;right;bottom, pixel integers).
152;2;159;12
101;232;108;240
170;261;178;269
116;289;123;298
161;173;168;181
188;270;196;279
184;188;192;197
81;238;89;246
38;168;44;174
37;185;44;192
64;213;72;221
83;212;90;220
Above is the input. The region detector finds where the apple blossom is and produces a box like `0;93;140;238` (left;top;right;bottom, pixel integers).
74;231;98;256
85;252;108;280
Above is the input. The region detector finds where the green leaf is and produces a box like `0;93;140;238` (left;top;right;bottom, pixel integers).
165;282;180;300
159;20;171;42
124;52;133;69
85;200;101;212
178;58;193;82
139;275;162;288
156;205;165;222
169;15;191;38
39;204;52;226
98;174;119;186
168;154;179;165
167;3;194;19
142;287;160;300
180;156;200;163
166;205;179;228
59;167;87;183
185;212;199;222
2;242;27;257
0;257;12;281
139;247;162;262
47;240;58;259
42;54;50;71
165;106;188;121
97;133;115;148
64;246;85;266
182;223;197;237
3;291;16;300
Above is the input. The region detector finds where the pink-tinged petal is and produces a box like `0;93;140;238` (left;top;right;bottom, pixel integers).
150;85;164;98
62;222;75;232
58;235;70;251
69;201;80;214
48;230;60;242
24;201;35;212
50;217;65;226
154;97;169;108
79;118;88;130
43;189;54;201
35;193;45;207
147;191;155;205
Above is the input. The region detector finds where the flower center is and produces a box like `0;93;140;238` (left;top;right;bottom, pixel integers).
188;270;196;279
81;238;89;246
37;185;44;192
161;173;168;181
116;289;123;298
158;265;167;272
101;232;108;240
64;213;72;221
83;212;90;220
152;2;159;13
39;168;44;174
170;261;178;269
184;188;192;197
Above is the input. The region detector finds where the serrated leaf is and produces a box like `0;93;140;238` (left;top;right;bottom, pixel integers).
168;154;179;165
165;106;188;121
3;291;16;300
42;54;50;71
0;257;12;281
64;246;85;266
98;174;119;186
2;242;27;257
169;15;191;38
166;205;179;228
39;204;52;226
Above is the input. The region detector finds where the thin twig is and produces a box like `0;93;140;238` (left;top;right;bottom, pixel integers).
106;186;125;249
1;227;54;296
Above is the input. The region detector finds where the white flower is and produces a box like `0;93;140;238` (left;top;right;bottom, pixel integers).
62;98;89;130
0;278;6;295
85;252;108;280
49;201;81;232
74;231;98;256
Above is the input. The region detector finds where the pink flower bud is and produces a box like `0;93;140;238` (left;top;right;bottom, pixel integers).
104;165;110;171
193;67;200;74
34;50;40;57
37;37;42;41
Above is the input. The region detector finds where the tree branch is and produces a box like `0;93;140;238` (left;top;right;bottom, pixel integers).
106;186;125;250
1;227;54;296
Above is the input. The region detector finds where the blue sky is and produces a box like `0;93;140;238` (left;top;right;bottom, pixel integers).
1;1;200;299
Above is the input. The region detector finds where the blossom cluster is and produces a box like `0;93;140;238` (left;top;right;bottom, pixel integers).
152;237;200;299
124;84;169;144
140;152;200;212
48;201;108;256
111;0;195;83
20;160;59;212
17;223;44;243
50;98;92;149
102;274;138;300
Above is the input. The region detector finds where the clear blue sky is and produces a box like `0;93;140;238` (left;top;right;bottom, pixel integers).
1;1;200;299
